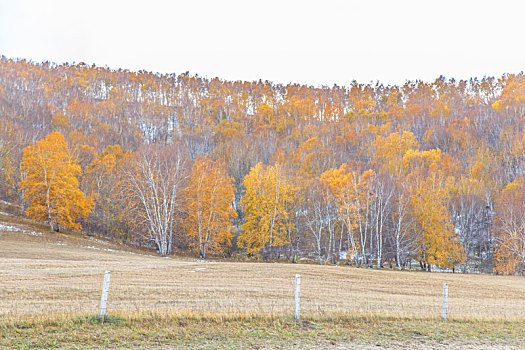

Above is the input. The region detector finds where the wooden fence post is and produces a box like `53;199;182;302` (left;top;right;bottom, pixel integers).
99;271;111;322
295;274;300;321
442;283;448;321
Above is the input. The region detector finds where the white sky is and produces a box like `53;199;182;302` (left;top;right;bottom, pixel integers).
0;0;524;87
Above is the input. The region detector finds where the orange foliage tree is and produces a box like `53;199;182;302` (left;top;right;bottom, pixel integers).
20;131;93;232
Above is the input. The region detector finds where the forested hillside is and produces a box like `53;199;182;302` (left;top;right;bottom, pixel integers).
0;57;524;274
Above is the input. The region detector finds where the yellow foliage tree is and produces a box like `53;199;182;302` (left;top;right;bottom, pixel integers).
403;149;464;269
320;162;374;265
20;131;93;232
239;162;296;255
185;155;236;258
409;174;463;269
370;131;420;175
321;163;358;261
84;144;130;236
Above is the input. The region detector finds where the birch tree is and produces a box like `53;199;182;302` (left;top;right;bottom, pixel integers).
389;180;415;270
369;172;394;269
494;178;525;275
239;162;296;256
20;131;93;232
126;144;188;255
184;155;236;258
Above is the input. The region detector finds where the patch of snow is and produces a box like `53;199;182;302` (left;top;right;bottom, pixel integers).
184;258;216;263
80;245;120;253
195;267;207;271
89;237;109;245
0;223;44;236
23;230;43;237
0;212;13;216
0;224;22;232
77;245;154;258
0;200;20;208
0;222;44;236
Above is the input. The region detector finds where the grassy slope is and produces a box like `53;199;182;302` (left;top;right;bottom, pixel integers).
1;211;524;349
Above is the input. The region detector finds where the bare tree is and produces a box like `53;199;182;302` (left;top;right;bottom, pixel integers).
389;181;416;270
451;193;492;272
301;180;338;264
125;144;189;255
370;173;394;269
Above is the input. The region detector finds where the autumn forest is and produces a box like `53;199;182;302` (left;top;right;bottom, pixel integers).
1;57;524;275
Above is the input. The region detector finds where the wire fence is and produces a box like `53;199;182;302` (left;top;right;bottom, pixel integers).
2;268;524;322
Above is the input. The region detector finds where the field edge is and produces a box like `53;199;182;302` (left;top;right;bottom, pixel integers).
2;312;525;349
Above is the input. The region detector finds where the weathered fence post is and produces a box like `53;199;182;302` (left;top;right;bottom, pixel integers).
442;283;448;321
295;274;300;321
99;271;111;322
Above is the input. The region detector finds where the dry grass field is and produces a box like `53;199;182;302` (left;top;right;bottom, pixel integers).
1;212;525;348
1;212;524;321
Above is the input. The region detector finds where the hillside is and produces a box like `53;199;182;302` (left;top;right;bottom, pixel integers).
1;57;525;273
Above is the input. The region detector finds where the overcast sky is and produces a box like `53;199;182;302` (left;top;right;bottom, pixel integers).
0;0;523;87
